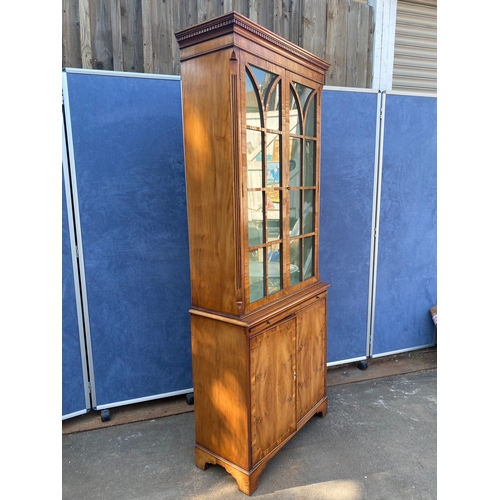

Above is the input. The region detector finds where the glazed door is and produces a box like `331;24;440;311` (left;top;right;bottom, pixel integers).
250;317;296;464
296;298;327;422
243;59;322;309
287;73;321;291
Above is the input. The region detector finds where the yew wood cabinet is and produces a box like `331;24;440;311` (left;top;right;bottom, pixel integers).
175;12;331;496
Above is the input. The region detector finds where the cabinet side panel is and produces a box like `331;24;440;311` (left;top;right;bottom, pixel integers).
296;298;327;421
181;51;239;314
191;315;250;470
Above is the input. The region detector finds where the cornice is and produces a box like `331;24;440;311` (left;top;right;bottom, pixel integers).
175;11;330;72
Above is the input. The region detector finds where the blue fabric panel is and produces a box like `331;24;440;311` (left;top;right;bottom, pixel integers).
65;72;192;406
62;169;88;416
320;90;379;363
373;94;437;354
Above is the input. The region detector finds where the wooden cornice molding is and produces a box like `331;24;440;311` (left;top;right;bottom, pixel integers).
175;11;330;73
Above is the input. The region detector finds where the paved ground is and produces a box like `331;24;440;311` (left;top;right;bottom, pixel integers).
62;368;437;499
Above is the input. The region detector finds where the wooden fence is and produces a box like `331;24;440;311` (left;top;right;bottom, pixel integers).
62;0;373;87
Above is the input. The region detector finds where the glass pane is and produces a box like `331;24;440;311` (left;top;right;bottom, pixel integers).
248;192;264;246
266;191;281;241
289;138;301;187
246;70;262;128
304;140;315;186
289;86;301;134
266;134;280;188
249;64;278;103
247;129;263;189
267;243;282;295
289;190;301;236
266;81;281;130
249;248;265;302
290;239;301;286
305;94;317;137
304;236;314;279
293;82;313;112
304;190;314;234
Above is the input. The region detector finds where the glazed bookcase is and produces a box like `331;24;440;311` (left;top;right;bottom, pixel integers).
176;12;330;495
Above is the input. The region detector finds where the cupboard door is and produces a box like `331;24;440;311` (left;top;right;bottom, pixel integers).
245;62;285;305
250;317;296;464
296;298;327;421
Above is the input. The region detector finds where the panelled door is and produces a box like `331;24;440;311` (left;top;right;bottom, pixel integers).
250;317;296;464
296;298;327;422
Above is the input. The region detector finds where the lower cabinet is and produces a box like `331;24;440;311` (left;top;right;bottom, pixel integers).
190;287;328;495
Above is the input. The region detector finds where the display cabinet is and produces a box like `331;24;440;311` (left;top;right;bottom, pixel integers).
176;12;330;495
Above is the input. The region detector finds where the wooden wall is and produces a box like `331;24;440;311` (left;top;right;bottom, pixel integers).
62;0;373;88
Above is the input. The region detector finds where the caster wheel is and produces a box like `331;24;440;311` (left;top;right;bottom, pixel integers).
101;409;111;422
357;360;368;371
185;393;194;405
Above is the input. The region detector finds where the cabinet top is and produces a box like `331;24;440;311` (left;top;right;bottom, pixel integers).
175;11;330;75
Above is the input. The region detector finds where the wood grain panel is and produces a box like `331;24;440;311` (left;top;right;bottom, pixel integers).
180;49;239;314
296;298;326;421
191;315;250;470
250;318;296;464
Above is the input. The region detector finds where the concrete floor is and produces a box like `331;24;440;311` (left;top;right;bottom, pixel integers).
62;350;437;499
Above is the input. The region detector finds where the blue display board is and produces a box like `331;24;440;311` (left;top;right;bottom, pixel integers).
372;93;437;355
320;89;380;364
63;70;192;408
62;158;89;418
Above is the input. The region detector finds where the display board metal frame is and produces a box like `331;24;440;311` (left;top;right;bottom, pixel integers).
62;69;193;415
369;90;437;357
62;112;91;419
320;86;382;366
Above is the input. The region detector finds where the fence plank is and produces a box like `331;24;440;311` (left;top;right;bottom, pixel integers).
91;0;114;70
273;0;284;37
198;0;226;23
62;0;82;69
120;0;144;72
346;1;371;87
302;0;328;60
288;0;302;47
327;0;348;86
109;0;124;71
142;0;153;73
78;0;93;69
231;0;249;17
62;0;373;88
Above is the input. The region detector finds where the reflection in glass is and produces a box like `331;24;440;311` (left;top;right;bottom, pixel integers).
304;190;314;234
304;236;314;279
266;134;280;187
304;140;315;186
290;138;301;187
248;191;264;246
267;243;282;295
289;190;301;236
246;70;262;128
249;248;265;302
247;129;263;189
267;81;281;130
289;87;301;134
293;82;313;111
266;192;281;241
290;239;301;286
250;65;278;103
305;94;317;137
